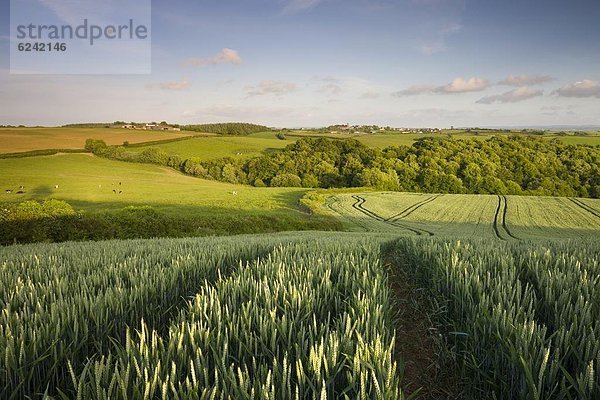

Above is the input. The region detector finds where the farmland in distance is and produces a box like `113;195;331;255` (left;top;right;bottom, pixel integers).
0;127;195;154
324;192;600;240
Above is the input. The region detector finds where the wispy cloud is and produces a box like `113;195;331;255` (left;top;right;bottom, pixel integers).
283;0;323;14
37;0;126;26
360;91;381;99
181;104;308;123
499;74;554;87
409;0;466;55
438;77;488;93
245;80;297;96
477;87;543;104
553;80;600;98
311;75;387;100
393;77;489;96
185;48;241;67
317;83;343;96
159;79;191;91
393;84;437;96
145;79;191;91
419;23;463;55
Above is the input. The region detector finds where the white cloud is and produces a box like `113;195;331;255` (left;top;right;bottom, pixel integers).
145;79;191;90
158;79;191;91
185;48;242;67
393;77;489;96
180;104;309;124
311;75;386;100
360;91;381;99
499;74;554;86
317;84;343;96
37;0;134;26
553;80;600;98
283;0;322;13
477;87;543;104
438;77;488;93
245;80;297;96
419;23;463;55
393;84;437;96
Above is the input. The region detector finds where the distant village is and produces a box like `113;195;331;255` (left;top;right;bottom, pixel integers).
115;122;181;131
314;124;443;135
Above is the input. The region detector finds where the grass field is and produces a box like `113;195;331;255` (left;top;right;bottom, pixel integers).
125;131;295;160
0;127;195;154
0;153;308;216
324;192;600;240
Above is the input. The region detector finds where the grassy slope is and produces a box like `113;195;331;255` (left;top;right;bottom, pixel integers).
0;154;311;218
125;131;295;160
0;127;195;154
323;192;600;240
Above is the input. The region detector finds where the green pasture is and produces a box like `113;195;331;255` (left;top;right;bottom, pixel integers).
125;131;295;160
0;154;308;216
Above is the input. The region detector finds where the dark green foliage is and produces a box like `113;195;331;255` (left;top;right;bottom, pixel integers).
84;138;108;153
0;200;341;245
87;135;600;197
136;147;169;165
270;173;302;187
62;123;113;128
0;148;87;159
238;136;598;197
183;123;269;136
0;200;78;243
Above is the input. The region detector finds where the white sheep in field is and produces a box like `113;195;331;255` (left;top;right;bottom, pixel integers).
54;185;59;189
232;191;238;196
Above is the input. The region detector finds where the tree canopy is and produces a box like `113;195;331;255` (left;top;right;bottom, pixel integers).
89;136;600;198
182;123;269;136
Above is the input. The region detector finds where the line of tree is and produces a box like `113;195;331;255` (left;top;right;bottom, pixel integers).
182;123;270;135
86;136;600;198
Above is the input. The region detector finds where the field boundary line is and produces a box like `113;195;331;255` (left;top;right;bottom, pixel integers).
0;148;89;159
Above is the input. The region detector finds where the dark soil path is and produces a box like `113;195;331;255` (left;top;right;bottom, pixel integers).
384;258;462;399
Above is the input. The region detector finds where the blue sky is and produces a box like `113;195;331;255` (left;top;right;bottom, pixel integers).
1;0;599;127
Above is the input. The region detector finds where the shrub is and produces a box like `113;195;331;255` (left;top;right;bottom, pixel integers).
270;173;302;187
84;138;108;153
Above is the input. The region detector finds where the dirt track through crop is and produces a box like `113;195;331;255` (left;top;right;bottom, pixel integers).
387;194;443;222
493;195;519;240
352;195;435;236
569;197;600;219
